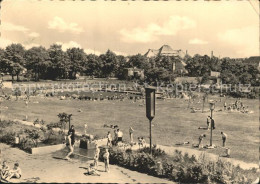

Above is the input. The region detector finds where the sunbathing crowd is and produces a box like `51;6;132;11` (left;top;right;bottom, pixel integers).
223;98;251;113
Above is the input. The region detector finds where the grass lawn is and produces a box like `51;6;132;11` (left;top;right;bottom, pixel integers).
1;93;258;164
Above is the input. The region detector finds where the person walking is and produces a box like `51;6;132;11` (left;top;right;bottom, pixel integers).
221;132;227;147
129;127;134;143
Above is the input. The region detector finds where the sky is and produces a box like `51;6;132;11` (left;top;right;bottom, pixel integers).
0;0;259;58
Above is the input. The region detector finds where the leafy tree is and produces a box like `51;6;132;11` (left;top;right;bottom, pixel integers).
145;67;173;84
4;44;26;81
57;112;72;133
66;47;87;79
48;44;70;80
128;54;151;71
99;50;118;77
116;55;127;79
25;46;51;81
85;54;103;77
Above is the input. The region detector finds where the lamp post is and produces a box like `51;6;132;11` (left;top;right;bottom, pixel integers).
145;87;156;154
68;114;72;130
209;102;215;146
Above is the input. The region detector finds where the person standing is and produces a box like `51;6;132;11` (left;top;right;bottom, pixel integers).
107;131;112;147
117;129;123;144
103;148;110;172
210;117;215;129
129;127;134;143
93;144;100;169
221;132;227;147
113;129;118;145
224;102;227;111
68;125;75;146
206;116;211;130
84;123;88;135
65;132;74;160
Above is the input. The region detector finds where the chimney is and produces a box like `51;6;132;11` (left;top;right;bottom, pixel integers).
211;51;213;58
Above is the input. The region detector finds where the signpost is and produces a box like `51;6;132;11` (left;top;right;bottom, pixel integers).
209;101;215;147
145;87;156;154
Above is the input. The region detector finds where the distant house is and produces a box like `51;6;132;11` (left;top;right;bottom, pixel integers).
209;71;221;84
144;44;188;74
144;49;159;58
210;71;220;78
123;67;144;80
174;77;201;84
144;44;186;58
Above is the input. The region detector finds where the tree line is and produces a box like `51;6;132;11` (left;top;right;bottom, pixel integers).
0;43;259;86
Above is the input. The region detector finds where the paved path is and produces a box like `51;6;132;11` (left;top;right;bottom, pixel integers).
0;143;174;183
131;144;258;170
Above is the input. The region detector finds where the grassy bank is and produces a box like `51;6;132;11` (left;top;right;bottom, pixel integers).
1;94;258;163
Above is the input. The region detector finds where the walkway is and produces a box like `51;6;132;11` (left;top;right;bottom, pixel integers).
0;143;174;183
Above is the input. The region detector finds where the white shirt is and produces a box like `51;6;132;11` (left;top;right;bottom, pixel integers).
117;131;123;137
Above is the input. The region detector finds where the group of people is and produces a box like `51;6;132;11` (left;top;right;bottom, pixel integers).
64;125;110;176
223;99;249;113
198;132;227;148
0;161;22;182
106;128;124;146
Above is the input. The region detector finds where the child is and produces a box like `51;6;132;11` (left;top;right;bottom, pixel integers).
6;163;21;181
103;149;110;172
93;144;100;169
107;131;112;147
138;137;142;149
141;137;146;147
0;161;10;180
87;163;100;176
129;127;134;143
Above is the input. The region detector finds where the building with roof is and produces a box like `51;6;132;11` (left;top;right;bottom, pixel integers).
144;49;159;58
144;44;186;58
144;45;188;75
123;67;144;80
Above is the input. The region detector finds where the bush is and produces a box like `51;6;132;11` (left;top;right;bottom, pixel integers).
0;120;15;128
138;146;166;158
98;147;257;183
0;131;16;144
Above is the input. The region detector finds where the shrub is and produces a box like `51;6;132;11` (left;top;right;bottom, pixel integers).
0;131;16;144
98;147;258;183
0;120;15;128
24;129;42;147
138;146;166;158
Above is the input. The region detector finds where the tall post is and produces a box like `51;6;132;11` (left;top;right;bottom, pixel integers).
69;117;71;131
145;87;156;155
210;109;213;146
149;119;152;154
